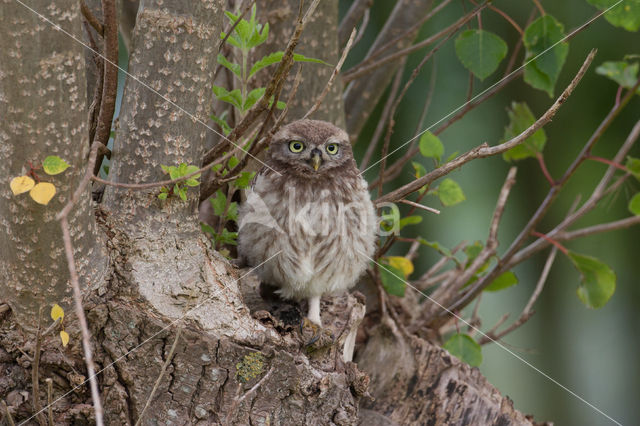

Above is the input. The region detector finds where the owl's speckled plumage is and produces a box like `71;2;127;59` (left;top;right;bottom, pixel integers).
238;120;377;326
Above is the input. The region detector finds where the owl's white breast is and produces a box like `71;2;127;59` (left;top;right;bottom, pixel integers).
238;169;377;300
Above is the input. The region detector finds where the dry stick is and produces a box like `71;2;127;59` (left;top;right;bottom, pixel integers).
398;199;440;215
445;78;640;317
470;0;523;35
2;400;15;426
302;27;356;120
347;0;454;77
202;0;321;166
375;49;596;206
338;0;371;46
342;1;486;83
83;19;104;147
562;216;640;241
0;303;9;315
359;61;405;170
46;378;54;426
135;328;182;426
352;8;370;47
478;247;558;345
80;0;104;36
54;141;105;426
32;308;46;426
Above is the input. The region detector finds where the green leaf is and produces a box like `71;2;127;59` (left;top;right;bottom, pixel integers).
158;192;168;200
178;187;187;201
485;271;519;292
228;156;240;169
276;100;287;110
418;131;444;161
213;86;242;109
227;201;239;221
201;222;216;235
455;29;508;80
399;215;422;229
244;88;266;111
569;251;616;309
501;102;547;162
378;262;406;297
595;60;640;88
523;15;569;97
210;190;227;216
211;113;232;136
234;171;255;189
587;0;640;32
625;156;640;180
629;193;640;215
219;31;241;49
411;162;428;195
417;238;453;258
217;54;241;78
443;334;483;367
249;52;328;78
437;178;465;206
464;241;484;264
42;155;70;175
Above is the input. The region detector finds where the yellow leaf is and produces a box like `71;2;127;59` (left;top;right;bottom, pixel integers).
387;256;414;277
10;176;35;195
51;303;64;321
60;330;69;347
29;182;56;205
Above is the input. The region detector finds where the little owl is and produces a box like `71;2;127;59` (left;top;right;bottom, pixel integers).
238;119;377;333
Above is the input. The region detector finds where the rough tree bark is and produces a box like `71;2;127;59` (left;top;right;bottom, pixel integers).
1;1;548;425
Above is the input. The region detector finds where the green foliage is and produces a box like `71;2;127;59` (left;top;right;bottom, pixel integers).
596;60;640;90
236;352;265;383
399;215;422;229
435;178;466;206
569;251;616;308
411;162;428;194
378;258;411;297
523;15;569;97
625;156;640;180
158;163;201;201
587;0;640;32
485;271;519;292
443;333;483;367
455;29;508;80
418;131;444;162
628;193;640;215
501;102;547;162
201;189;242;248
249;51;328;78
42;155;70;175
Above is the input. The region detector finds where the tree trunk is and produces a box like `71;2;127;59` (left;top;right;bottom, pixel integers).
1;1;548;425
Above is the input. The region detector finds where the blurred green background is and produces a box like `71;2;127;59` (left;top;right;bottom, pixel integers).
342;1;640;425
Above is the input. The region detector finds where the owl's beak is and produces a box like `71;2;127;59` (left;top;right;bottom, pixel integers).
310;149;322;171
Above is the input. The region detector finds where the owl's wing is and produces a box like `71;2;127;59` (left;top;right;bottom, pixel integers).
250;166;272;191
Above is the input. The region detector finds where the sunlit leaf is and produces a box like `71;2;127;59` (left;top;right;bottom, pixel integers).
10;175;35;195
51;304;64;321
386;256;414;276
60;330;69;347
485;271;519;292
502;102;547;162
29;182;56;205
455;29;507;80
437;178;465;206
523;15;569;97
419;131;444;161
569;251;616;309
42;155;70;175
443;333;482;367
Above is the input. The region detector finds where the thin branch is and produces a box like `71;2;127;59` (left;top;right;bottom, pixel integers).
2;400;15;426
135;328;182;426
46;378;53;426
560;216;640;241
0;303;9;315
375;49;596;205
342;2;486;83
352;8;370;47
32;308;46;426
531;0;546;16
303;27;356;119
398;199;440;215
338;0;372;46
80;0;104;36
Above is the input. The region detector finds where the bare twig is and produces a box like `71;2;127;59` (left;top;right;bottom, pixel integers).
32;308;46;426
135;328;182;426
46;378;54;426
303;27;356;119
2;399;15;426
0;303;9;315
352;8;370;47
338;0;372;46
375;49;596;205
80;0;104;36
398;199;440;215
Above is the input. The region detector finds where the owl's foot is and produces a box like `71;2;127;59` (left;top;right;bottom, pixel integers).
299;317;334;348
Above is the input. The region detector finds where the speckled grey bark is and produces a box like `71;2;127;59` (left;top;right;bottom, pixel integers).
0;0;108;328
344;0;433;140
253;0;346;128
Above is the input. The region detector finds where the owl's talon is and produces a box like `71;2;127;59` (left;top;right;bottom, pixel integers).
300;317;333;348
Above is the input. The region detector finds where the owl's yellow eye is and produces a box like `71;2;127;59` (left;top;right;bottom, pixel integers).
289;141;305;153
326;143;339;155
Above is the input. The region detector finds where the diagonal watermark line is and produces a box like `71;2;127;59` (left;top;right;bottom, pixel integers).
12;0;281;177
19;250;283;426
362;250;622;425
361;0;624;176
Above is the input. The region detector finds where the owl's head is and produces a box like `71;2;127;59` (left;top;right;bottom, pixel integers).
268;119;356;177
